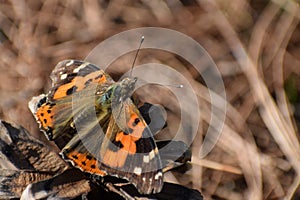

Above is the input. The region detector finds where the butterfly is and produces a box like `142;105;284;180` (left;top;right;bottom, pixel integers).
0;120;198;200
29;60;163;194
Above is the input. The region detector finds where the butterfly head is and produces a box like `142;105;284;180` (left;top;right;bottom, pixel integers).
100;77;137;105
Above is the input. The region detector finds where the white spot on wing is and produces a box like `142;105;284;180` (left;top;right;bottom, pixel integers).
60;74;67;80
66;60;74;66
143;155;150;163
134;167;142;175
155;172;163;180
149;149;155;160
73;62;89;73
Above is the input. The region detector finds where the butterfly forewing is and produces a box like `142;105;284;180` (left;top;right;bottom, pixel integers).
49;60;114;101
31;60;113;141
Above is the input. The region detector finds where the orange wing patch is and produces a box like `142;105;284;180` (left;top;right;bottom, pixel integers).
53;71;107;99
115;132;138;154
102;113;146;168
35;102;56;129
115;113;144;154
127;112;145;139
67;151;106;176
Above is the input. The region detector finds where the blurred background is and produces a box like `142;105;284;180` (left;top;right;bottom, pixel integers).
0;0;300;199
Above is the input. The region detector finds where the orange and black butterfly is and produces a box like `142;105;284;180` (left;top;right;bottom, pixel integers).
29;60;163;194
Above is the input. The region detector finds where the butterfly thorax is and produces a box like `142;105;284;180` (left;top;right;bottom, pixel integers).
111;77;137;104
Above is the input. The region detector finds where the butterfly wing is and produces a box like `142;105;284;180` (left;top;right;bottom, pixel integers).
98;99;163;194
29;60;114;142
61;97;163;194
49;60;114;101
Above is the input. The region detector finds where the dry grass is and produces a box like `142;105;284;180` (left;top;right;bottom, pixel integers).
0;0;300;199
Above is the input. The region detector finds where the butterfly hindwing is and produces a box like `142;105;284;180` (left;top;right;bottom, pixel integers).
61;94;163;194
98;100;163;194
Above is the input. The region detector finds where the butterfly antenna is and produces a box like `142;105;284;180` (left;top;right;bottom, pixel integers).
138;79;184;89
164;84;184;88
130;36;144;77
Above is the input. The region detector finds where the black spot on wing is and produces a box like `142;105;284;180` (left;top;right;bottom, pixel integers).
94;74;103;80
108;140;124;152
66;86;78;95
36;96;47;108
132;118;140;127
46;102;56;107
91;164;96;169
135;137;156;154
85;79;92;86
